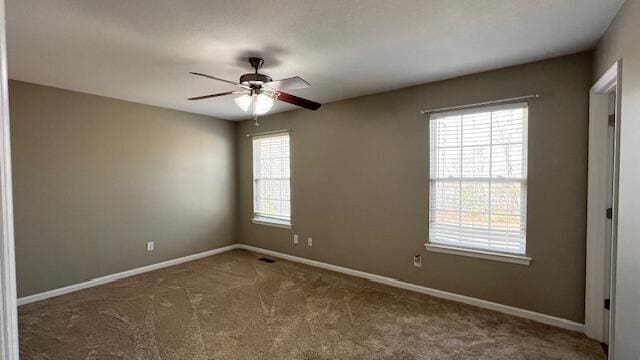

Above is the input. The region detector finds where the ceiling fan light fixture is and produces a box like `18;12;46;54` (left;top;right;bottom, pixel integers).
234;94;252;112
254;93;274;115
235;93;274;115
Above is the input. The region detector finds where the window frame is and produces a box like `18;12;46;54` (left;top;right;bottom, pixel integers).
426;102;531;265
251;131;292;229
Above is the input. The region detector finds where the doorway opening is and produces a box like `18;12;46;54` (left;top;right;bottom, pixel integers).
585;61;622;358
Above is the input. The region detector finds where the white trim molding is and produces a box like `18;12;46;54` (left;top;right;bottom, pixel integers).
18;243;583;334
585;60;622;344
425;243;532;265
17;245;237;306
592;62;619;94
251;218;292;229
0;0;19;357
236;244;582;332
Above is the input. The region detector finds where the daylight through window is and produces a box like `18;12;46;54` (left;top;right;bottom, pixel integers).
252;132;291;226
429;103;528;255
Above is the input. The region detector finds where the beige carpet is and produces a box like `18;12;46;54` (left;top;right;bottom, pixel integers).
19;249;604;359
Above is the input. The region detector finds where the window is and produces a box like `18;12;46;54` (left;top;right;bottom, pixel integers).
428;102;528;256
252;132;291;228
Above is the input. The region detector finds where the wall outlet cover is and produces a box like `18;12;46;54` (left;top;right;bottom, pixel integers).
293;234;299;244
146;241;154;252
308;237;313;247
413;254;422;268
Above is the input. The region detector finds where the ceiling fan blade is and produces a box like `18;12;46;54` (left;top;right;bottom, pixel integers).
189;72;239;86
187;91;236;100
266;76;311;91
269;91;321;110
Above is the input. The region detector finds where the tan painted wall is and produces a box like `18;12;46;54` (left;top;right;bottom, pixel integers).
237;52;593;322
594;0;638;78
10;80;237;297
594;0;640;357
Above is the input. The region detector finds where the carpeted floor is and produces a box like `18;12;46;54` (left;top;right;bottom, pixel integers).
19;249;604;359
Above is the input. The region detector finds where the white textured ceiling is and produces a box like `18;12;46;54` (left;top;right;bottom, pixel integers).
7;0;624;120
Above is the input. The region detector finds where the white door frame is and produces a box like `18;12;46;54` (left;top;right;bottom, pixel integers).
585;61;622;349
0;0;19;358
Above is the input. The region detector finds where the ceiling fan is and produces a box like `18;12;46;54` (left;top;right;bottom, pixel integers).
188;57;320;125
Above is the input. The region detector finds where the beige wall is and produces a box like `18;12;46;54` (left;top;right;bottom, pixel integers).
237;52;593;322
594;0;638;78
594;0;640;358
10;51;595;323
10;80;237;297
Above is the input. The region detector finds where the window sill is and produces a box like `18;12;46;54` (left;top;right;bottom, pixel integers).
251;218;292;230
424;243;532;266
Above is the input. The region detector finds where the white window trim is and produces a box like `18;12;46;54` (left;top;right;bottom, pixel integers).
251;130;292;230
252;217;292;229
425;243;532;266
427;101;530;261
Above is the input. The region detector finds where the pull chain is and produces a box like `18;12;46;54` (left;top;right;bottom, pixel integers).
252;93;260;126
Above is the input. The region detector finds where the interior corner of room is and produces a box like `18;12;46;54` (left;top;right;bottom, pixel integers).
1;0;639;359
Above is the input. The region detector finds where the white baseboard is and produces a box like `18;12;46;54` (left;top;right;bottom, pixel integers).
17;242;585;334
17;244;237;306
236;244;585;333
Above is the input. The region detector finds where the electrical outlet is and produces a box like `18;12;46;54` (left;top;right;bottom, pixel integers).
293;234;299;245
146;241;154;252
413;254;422;268
307;237;313;247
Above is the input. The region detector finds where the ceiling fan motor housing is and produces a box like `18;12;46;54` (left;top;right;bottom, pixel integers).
240;73;272;87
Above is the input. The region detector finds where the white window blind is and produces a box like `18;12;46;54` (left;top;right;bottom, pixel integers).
429;102;528;255
253;132;291;224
